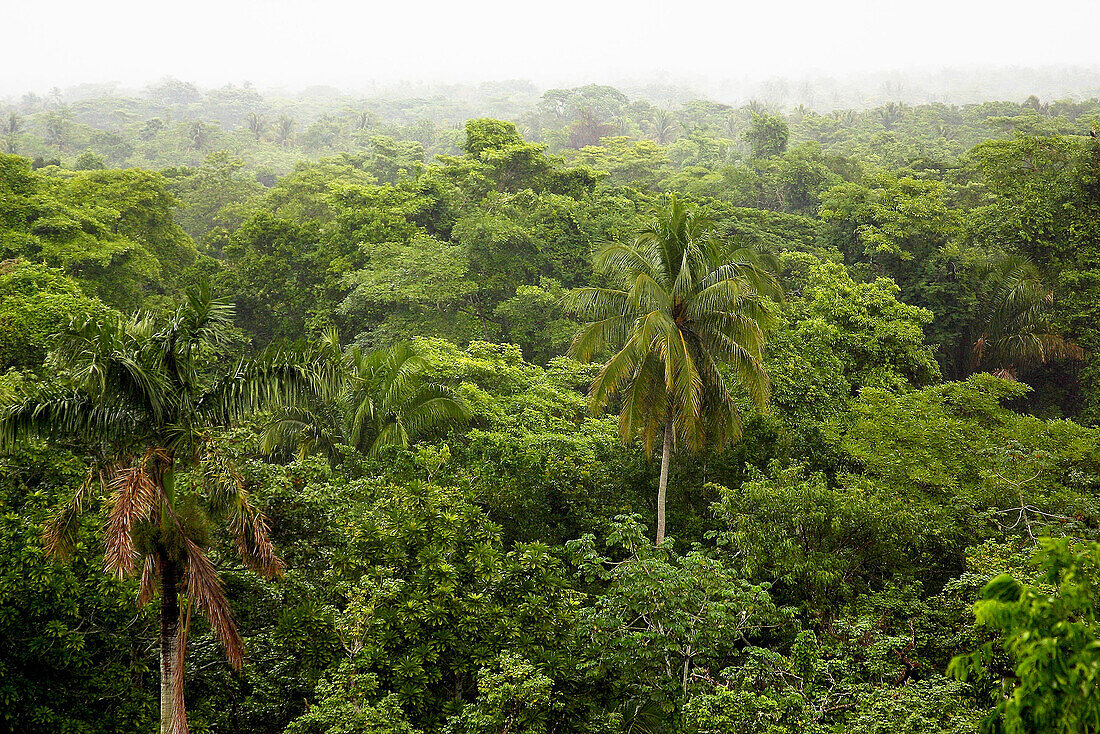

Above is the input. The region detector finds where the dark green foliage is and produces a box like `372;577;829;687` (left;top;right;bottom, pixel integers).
0;443;156;733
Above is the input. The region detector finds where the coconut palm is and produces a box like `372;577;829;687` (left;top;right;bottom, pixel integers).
261;332;469;466
972;255;1084;378
567;196;781;543
0;286;307;734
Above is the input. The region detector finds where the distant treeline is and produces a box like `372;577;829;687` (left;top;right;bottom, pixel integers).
3;75;1100;176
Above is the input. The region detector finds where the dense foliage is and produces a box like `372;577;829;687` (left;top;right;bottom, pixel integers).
3;79;1100;734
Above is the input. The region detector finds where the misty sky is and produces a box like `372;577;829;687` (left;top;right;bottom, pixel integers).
5;0;1100;93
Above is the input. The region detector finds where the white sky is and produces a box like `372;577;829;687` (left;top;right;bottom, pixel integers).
4;0;1100;93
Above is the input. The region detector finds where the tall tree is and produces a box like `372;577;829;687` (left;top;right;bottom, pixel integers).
567;196;780;542
5;112;19;154
0;287;298;734
743;112;789;159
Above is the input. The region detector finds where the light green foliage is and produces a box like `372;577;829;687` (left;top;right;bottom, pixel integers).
286;683;420;734
819;173;957;267
57;167;199;293
567;136;669;188
0;260;113;370
569;515;785;723
776;256;941;393
164;151;264;242
844;374;1100;538
0;154;163;308
316;479;582;731
445;655;555;734
711;465;929;603
950;538;1100;733
816;172;969;371
846;678;981;734
448;118;597;196
366;135;425;184
744;113;790;159
412;339;641;542
74;150;106;170
341;234;481;347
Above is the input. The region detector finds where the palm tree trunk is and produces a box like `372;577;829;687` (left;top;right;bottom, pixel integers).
160;554;179;734
657;418;672;543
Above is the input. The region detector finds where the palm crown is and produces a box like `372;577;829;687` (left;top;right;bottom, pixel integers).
973;255;1084;378
0;286;299;734
567;195;781;541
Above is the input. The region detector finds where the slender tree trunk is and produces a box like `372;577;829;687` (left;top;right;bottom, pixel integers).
160;554;179;734
657;418;672;544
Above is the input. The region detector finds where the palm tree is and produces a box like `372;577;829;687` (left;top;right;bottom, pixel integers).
246;111;266;141
648;109;679;145
261;332;469;466
972;255;1084;378
0;286;305;734
275;114;295;147
566;196;781;543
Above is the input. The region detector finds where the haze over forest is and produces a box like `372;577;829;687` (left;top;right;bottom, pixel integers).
6;2;1100;734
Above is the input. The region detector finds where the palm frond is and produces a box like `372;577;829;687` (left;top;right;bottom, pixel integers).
567;194;779;457
589;336;643;414
199;450;284;578
567;313;632;363
43;465;102;560
104;453;164;577
369;419;410;457
0;385;141;452
182;537;244;669
198;340;316;424
229;493;284;579
397;392;470;444
593;242;658;282
619;352;666;452
562;287;631;322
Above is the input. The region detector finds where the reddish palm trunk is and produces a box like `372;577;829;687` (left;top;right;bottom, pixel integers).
160;554;179;734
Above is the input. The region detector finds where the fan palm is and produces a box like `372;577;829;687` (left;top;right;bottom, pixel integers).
261;333;469;465
0;286;307;734
973;255;1084;378
567;195;781;543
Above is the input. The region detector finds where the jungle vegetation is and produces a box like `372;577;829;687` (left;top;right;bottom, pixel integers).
2;79;1100;734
